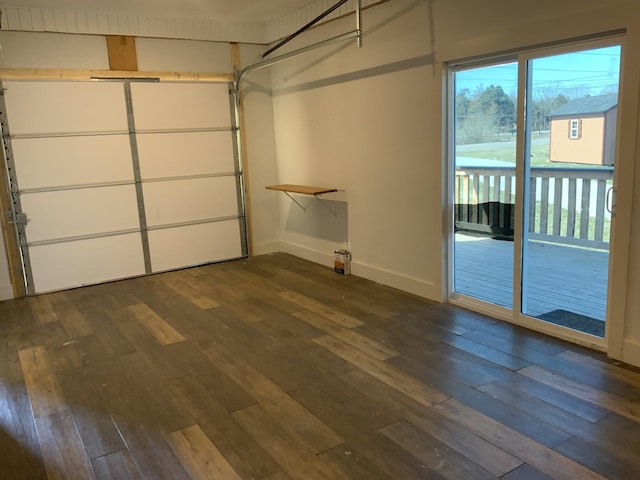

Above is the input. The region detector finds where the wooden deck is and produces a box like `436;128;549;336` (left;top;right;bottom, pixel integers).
454;232;608;320
1;252;639;479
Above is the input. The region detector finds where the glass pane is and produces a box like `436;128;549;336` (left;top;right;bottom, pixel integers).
453;62;518;308
521;45;621;337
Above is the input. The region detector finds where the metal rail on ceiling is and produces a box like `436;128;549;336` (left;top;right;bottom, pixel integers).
261;0;350;59
235;0;363;86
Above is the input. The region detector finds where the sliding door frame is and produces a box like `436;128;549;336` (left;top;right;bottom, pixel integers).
446;33;632;354
446;53;518;325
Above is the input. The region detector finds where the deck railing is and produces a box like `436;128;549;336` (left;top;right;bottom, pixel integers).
455;166;613;250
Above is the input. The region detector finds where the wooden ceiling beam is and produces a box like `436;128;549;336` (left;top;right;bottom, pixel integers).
0;69;234;82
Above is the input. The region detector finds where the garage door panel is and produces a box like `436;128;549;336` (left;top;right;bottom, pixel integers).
137;131;235;179
22;186;140;243
143;176;239;227
3;81;128;135
4;79;245;295
13;135;134;190
130;82;232;130
29;233;146;293
149;220;242;272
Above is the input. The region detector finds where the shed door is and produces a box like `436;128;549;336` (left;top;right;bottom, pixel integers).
2;79;245;295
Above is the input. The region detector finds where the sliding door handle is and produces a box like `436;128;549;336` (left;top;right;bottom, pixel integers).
606;186;615;214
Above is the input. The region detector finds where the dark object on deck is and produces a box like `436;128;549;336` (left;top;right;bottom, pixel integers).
455;201;515;239
537;309;605;337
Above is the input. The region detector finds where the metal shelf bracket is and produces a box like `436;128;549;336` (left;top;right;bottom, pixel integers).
283;191;307;212
314;194;338;217
282;192;337;217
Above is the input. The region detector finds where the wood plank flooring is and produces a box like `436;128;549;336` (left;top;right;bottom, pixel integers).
1;252;639;479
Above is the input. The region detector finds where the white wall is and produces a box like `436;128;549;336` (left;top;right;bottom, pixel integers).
136;38;232;73
265;0;442;299
0;31;109;69
262;0;640;366
238;45;281;255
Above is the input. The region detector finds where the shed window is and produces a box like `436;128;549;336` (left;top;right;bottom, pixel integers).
569;119;581;139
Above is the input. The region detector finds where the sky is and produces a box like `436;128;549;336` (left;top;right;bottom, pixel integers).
455;45;621;100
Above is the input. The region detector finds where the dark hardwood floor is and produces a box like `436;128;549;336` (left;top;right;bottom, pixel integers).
1;252;639;479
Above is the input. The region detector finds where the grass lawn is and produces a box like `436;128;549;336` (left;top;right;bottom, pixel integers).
461;143;551;166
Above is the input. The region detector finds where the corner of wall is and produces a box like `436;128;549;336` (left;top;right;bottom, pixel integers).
253;241;283;256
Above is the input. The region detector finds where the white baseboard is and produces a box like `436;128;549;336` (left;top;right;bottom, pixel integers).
0;283;13;301
352;259;441;301
252;241;282;256
622;339;640;368
279;241;442;302
279;241;334;268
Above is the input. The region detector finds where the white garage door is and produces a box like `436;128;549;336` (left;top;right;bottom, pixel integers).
2;79;246;294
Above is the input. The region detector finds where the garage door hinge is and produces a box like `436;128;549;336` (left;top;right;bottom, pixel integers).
14;212;28;226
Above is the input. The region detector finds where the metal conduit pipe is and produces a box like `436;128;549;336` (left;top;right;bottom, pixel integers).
235;0;363;88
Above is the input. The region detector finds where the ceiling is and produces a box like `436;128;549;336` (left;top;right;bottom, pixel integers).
0;0;321;23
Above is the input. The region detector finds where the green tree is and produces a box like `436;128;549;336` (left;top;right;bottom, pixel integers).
455;88;472;118
530;93;569;133
470;85;515;130
456;84;516;144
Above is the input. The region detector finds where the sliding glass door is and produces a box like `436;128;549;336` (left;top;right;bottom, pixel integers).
450;39;622;341
520;44;620;337
453;61;518;309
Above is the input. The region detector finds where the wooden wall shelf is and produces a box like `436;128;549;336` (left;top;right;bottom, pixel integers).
265;184;338;215
265;184;337;196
